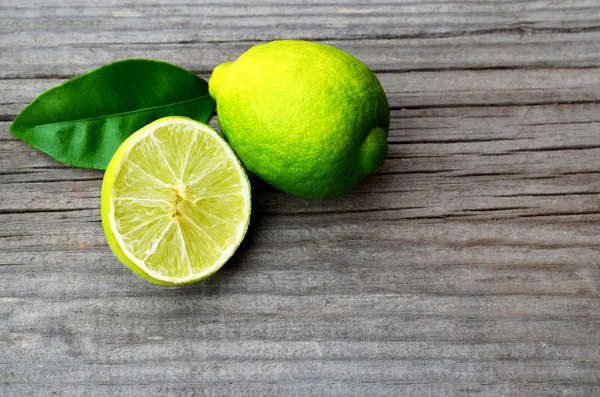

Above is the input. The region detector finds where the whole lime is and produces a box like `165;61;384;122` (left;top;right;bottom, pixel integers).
209;40;389;199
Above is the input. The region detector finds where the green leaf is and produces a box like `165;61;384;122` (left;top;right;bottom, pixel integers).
9;59;216;170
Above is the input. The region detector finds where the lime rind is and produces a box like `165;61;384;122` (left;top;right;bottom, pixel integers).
208;40;390;200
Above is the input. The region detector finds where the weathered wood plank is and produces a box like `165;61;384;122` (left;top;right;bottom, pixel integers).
2;208;599;293
3;67;600;118
2;0;600;49
2;359;599;386
3;32;600;78
1;384;599;397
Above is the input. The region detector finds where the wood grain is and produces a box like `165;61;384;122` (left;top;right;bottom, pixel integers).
1;1;599;396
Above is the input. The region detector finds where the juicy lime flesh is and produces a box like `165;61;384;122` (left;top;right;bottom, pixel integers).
109;120;249;281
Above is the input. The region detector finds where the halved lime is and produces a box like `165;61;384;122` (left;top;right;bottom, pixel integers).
101;117;251;285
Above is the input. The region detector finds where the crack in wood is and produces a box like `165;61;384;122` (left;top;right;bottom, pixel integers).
0;207;98;215
495;191;600;198
510;145;600;153
258;206;428;217
461;206;532;212
518;210;600;218
389;137;532;145
392;99;600;110
1;177;104;185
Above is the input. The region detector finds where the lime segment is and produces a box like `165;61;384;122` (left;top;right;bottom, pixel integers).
101;117;251;285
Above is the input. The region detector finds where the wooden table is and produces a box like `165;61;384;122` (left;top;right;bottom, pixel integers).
2;1;599;396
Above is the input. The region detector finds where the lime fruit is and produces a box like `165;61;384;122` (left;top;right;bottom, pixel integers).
209;40;389;199
101;117;251;285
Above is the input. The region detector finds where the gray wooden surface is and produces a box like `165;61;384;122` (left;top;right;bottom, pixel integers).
1;1;599;396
